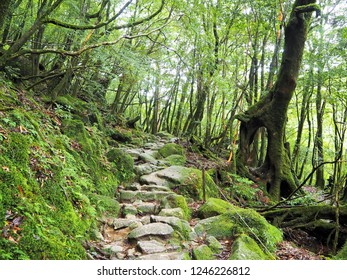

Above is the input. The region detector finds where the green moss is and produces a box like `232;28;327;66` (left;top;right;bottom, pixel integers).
109;127;132;143
4;132;30;168
163;154;186;166
158;143;184;158
229;234;272;260
192;245;216;260
90;194;120;217
180;167;219;200
198;198;235;218
195;206;282;253
335;241;347;260
106;148;134;182
206;236;223;253
160;194;191;220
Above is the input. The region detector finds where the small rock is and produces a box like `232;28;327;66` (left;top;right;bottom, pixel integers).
116;253;126;259
140;216;151;225
127;248;136;257
128;221;142;229
108;245;123;254
125;214;137;219
93;230;104;241
113;218;138;230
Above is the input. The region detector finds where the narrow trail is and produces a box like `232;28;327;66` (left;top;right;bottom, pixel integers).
87;136;200;260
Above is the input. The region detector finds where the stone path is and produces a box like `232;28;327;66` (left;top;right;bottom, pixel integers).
89;136;199;260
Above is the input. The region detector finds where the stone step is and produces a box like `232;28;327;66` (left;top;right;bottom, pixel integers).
119;190;173;203
120;201;161;216
128;222;174;240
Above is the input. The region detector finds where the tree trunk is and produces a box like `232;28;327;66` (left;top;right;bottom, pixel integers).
0;0;11;32
236;0;319;201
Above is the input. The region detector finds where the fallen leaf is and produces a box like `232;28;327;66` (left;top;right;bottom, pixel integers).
2;166;10;172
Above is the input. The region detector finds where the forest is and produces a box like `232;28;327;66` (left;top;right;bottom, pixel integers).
0;0;347;260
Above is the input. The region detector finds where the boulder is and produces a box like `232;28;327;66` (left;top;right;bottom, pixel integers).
159;208;185;219
158;143;184;158
151;215;192;239
163;154;186;166
198;198;235;218
206;236;223;253
192;245;216;260
229;234;271;260
195;207;282;252
160;194;190;220
140;166;219;200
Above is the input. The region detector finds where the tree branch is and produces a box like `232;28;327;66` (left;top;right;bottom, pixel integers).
10;21;171;59
44;0;165;31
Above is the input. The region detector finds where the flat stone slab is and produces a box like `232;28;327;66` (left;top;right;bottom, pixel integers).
140;184;171;192
128;223;174;240
139;173;169;186
150;215;192;235
120;190;172;202
137;240;167;254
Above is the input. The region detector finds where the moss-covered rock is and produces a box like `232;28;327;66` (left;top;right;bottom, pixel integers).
206;236;223;253
158;143;184;158
192;245;216;260
109;127;132;143
141;166;219;200
156;131;174;140
160;194;191;220
195;206;282;252
106;148;134;182
198;198;235;218
90;194;120;217
163;154;186;166
229;234;272;260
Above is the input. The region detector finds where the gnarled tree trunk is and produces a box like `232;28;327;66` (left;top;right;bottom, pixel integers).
236;0;320;201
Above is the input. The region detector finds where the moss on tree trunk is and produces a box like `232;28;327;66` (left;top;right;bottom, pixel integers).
236;0;320;201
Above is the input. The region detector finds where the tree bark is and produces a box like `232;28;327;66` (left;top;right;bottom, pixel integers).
236;0;320;201
0;0;11;32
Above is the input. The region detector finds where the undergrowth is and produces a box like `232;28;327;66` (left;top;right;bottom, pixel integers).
0;81;135;259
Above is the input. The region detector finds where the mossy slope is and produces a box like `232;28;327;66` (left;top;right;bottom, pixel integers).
0;85;134;259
